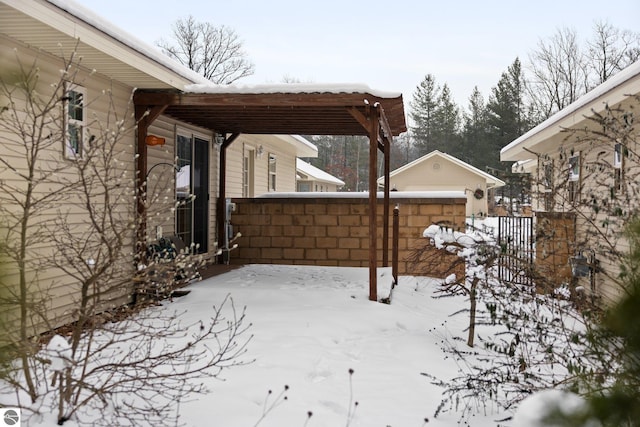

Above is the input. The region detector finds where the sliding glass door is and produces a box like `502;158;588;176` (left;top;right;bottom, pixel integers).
176;133;209;253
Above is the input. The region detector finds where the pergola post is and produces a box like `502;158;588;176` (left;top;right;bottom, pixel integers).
368;106;380;301
383;135;391;266
134;103;167;257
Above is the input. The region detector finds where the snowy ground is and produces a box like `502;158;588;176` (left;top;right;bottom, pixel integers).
154;264;507;427
12;216;579;426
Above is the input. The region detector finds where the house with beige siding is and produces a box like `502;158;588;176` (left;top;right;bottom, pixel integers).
500;60;640;303
296;159;345;192
377;150;505;217
0;0;221;329
224;134;318;198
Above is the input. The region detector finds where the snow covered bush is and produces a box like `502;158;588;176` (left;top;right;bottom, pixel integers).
418;220;606;423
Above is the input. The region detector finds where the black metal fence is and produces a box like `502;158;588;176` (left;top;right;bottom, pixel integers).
497;216;535;285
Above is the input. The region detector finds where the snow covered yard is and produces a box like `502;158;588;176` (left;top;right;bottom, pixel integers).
154;264;505;427
11;218;589;426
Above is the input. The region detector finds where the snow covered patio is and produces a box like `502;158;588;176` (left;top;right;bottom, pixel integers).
152;264;503;427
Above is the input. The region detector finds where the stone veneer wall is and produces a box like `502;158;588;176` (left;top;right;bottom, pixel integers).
228;194;466;278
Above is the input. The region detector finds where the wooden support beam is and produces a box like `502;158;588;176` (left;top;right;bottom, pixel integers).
134;103;167;258
216;132;240;264
368;106;379;302
383;134;391;267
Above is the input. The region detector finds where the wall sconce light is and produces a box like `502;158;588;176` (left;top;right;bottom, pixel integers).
256;145;264;158
145;134;165;146
215;133;226;145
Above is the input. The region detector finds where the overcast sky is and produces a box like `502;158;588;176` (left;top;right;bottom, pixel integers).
77;0;639;108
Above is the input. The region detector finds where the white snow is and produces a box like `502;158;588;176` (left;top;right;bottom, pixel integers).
44;335;72;372
296;159;345;186
184;82;402;98
423;224;479;248
257;190;466;199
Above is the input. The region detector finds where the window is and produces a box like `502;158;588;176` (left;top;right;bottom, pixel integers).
298;182;310;192
268;153;276;191
568;153;580;203
568;154;580;182
65;86;86;158
542;160;554;211
614;143;624;193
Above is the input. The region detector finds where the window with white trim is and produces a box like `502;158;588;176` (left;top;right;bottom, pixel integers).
614;143;624;193
268;153;276;191
65;86;86;158
568;153;580;203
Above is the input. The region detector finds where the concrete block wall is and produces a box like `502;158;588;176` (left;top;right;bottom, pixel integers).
228;195;466;278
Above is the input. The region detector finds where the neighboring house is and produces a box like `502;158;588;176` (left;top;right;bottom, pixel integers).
500;59;640;303
378;150;505;217
296;159;345;192
225;134;318;198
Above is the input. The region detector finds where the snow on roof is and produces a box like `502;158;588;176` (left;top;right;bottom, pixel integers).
296;159;345;186
501;59;640;157
290;135;318;156
41;2;403;98
379;150;506;188
46;0;210;86
184;82;402;98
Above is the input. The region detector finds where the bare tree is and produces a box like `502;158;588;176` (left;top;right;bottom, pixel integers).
527;27;589;119
157;15;255;84
0;49;252;425
587;20;640;86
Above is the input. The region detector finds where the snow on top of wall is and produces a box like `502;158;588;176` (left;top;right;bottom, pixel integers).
257;190;466;199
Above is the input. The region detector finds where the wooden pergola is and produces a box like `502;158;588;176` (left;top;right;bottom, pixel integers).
133;87;407;301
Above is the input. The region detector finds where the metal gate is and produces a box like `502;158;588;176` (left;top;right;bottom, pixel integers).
497;216;534;285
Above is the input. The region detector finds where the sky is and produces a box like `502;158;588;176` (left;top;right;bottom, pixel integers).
76;0;639;109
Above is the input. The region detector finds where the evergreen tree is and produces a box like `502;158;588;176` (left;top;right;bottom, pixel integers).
410;74;441;156
432;83;461;155
461;86;489;167
486;58;531;171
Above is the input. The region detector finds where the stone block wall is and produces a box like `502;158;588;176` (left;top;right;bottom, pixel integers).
228;194;466;278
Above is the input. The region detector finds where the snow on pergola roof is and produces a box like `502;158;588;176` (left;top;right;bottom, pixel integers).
134;88;407;136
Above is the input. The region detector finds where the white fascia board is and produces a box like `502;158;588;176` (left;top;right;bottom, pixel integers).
501;61;640;162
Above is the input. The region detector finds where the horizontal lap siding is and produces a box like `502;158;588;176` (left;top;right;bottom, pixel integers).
229;197;466;278
0;42;138;332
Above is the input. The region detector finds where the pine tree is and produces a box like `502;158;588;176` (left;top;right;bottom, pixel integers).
461;87;490;167
432;83;461;155
486;58;531;170
410;74;441;156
